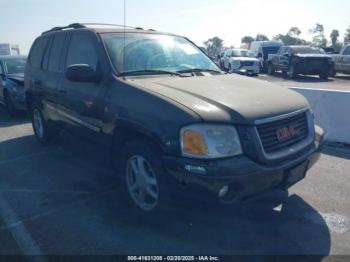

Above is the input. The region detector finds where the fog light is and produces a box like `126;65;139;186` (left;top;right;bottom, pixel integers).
184;164;207;175
218;185;229;197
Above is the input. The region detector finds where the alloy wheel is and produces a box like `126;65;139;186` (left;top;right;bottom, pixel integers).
126;155;159;211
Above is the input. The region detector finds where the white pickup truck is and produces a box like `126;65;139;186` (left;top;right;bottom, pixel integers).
332;44;350;75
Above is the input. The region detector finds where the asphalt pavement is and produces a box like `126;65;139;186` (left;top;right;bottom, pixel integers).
0;102;349;256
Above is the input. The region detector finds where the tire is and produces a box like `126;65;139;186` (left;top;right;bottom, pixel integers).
228;64;232;73
4;91;17;116
287;65;296;79
319;72;329;80
118;140;170;216
30;103;58;145
267;63;275;75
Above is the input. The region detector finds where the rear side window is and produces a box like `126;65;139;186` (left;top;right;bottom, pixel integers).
48;34;66;72
66;34;98;71
29;37;49;68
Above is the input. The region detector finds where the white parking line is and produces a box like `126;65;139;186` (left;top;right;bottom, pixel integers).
0;195;45;260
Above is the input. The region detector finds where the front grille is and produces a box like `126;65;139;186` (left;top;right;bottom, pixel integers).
241;61;254;66
257;113;309;154
306;59;327;68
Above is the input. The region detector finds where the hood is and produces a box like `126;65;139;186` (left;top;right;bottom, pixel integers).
294;53;331;59
129;74;309;124
232;57;259;62
7;74;24;85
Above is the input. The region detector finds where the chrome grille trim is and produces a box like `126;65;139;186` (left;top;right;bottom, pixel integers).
254;109;315;160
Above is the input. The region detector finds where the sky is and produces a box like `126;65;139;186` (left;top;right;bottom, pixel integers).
0;0;349;54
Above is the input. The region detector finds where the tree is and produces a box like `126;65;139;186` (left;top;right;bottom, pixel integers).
310;23;327;48
255;34;269;41
344;24;350;45
203;37;223;58
241;36;255;44
273;27;308;45
288;27;301;37
330;30;340;48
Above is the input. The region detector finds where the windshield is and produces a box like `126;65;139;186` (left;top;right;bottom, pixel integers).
291;47;323;54
102;33;220;75
232;50;250;57
4;58;26;75
261;46;281;59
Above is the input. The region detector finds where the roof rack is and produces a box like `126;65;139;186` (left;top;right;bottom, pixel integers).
41;23;145;35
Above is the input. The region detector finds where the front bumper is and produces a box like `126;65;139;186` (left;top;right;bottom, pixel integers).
163;129;324;202
233;65;260;75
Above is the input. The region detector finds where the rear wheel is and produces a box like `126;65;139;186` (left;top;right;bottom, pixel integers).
319;72;329;80
267;63;275;75
31;103;58;145
119;140;170;215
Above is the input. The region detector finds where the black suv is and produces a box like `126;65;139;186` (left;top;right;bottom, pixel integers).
25;23;323;214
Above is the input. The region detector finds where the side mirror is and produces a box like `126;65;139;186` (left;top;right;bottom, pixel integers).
65;64;101;83
257;53;262;58
0;73;5;80
283;53;290;57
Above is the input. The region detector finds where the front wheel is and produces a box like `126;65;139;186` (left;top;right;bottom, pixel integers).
119;140;170;215
31;103;58;145
267;63;275;75
287;65;296;79
319;72;329;80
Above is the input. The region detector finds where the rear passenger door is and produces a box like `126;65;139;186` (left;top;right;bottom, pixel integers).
60;32;107;141
40;32;68;121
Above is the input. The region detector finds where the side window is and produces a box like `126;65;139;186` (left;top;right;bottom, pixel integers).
66;34;98;71
343;46;350;55
29;37;49;68
48;34;66;72
0;62;3;74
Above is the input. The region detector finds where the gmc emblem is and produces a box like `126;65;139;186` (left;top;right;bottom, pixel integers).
276;125;300;141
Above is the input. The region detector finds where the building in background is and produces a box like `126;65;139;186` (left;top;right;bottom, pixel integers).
0;43;20;56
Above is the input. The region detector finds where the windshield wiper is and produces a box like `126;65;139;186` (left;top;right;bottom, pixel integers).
176;68;222;74
119;69;183;77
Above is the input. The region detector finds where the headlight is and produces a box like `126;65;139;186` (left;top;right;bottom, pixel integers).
180;124;242;159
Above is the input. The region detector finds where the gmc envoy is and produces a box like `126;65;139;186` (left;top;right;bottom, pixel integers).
25;23;323;214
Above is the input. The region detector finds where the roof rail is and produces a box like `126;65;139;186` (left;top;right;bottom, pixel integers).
41;23;145;35
41;23;86;35
80;23;137;29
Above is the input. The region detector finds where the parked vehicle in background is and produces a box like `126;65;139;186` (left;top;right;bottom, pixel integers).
331;44;350;75
218;51;225;68
250;41;283;72
0;55;27;114
322;47;337;54
25;23;323;215
267;46;334;79
0;43;21;56
222;49;260;75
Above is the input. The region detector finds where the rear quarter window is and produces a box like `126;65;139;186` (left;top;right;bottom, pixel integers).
48;34;66;72
29;36;50;69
